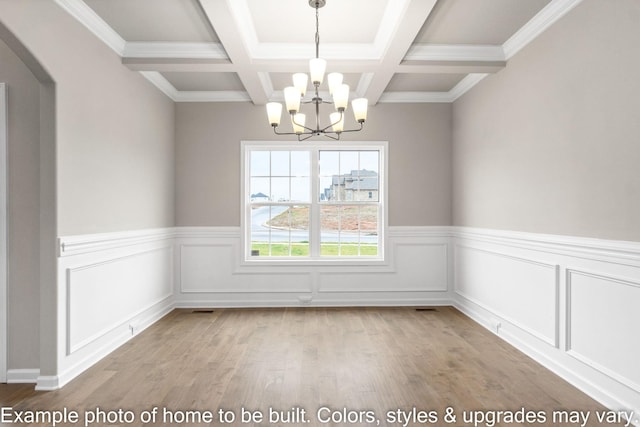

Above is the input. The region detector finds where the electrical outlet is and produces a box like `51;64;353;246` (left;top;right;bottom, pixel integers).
490;320;502;334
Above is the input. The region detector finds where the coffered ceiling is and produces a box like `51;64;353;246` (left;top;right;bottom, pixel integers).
55;0;583;104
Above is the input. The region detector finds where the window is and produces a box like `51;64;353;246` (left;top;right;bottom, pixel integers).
242;141;386;262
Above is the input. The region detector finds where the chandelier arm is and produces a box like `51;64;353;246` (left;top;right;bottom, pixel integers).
318;109;343;133
322;133;340;141
272;125;312;137
291;113;318;134
336;122;365;133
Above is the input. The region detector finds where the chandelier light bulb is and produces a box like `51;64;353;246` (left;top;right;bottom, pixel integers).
333;84;349;111
309;58;327;85
266;102;283;126
291;113;306;134
352;98;368;123
293;73;308;97
284;86;301;113
330;112;344;133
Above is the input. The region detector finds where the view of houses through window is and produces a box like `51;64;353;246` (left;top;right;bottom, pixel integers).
244;143;384;260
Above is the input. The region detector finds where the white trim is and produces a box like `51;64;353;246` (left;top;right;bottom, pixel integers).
52;0;126;56
58;227;173;257
0;83;6;383
173;91;251;103
240;141;388;265
139;71;178;100
453;226;640;264
123;42;227;59
6;369;39;384
378;91;454;103
448;73;489;101
503;0;585;60
139;72;252;103
453;226;640;422
405;44;506;62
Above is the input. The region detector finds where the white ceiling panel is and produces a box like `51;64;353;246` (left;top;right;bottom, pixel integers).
247;0;389;44
84;0;218;42
161;72;244;92
386;74;467;92
416;0;552;45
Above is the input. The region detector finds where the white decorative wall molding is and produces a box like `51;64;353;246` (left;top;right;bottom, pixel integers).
566;269;640;393
454;244;560;347
43;224;640;421
453;227;640;265
55;228;175;389
58;227;174;257
173;226;454;308
453;226;640;423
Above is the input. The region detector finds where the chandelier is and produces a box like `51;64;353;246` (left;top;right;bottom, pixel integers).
265;0;369;141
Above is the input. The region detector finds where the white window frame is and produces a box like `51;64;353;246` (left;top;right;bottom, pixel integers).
241;140;388;266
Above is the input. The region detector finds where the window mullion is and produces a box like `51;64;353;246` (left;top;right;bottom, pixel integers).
310;148;320;258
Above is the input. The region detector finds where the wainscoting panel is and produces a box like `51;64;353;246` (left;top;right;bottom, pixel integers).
179;243;312;294
51;229;175;390
567;269;640;393
174;226;453;307
67;247;173;354
453;227;640;424
318;243;448;293
39;225;640;422
455;245;558;346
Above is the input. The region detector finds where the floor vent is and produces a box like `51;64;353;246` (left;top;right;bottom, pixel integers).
415;308;437;312
192;309;215;314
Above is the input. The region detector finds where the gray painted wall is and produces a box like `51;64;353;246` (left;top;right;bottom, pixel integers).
452;0;640;241
0;0;177;373
0;38;40;369
175;102;452;227
0;0;176;237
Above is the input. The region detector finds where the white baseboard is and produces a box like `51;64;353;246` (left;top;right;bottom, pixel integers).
6;368;39;384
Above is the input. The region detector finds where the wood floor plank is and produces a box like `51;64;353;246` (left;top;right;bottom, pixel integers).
0;307;620;426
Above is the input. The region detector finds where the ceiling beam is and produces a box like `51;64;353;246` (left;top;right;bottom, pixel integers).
362;0;439;105
197;0;270;105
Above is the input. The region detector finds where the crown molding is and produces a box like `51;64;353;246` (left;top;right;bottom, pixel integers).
448;73;489;101
377;73;488;104
123;42;228;59
378;91;454;104
173;91;251;103
503;0;584;60
405;44;506;62
139;71;178;100
140;72;250;102
53;0;126;56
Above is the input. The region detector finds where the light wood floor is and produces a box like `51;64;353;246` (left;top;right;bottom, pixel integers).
0;307;616;426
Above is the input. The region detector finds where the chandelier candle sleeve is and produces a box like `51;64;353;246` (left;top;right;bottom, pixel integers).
267;102;283;126
352;98;368;123
330;112;344;133
293;73;308;97
284;86;301;113
309;58;327;85
292;113;306;134
333;84;349;111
